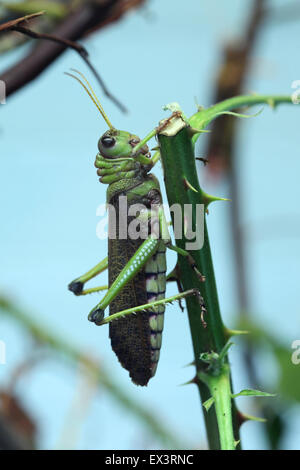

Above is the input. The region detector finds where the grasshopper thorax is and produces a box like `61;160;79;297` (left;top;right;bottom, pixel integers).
95;129;152;184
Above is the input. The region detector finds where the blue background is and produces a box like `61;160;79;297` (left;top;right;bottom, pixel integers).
1;0;300;449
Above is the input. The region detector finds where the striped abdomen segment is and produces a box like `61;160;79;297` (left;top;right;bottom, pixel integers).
145;241;167;377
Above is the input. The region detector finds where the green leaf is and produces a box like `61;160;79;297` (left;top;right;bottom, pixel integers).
213;108;264;120
232;389;276;399
218;341;234;363
203;397;215;412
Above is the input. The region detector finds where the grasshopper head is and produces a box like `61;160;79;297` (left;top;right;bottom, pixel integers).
98;129;150;160
95;129;152;184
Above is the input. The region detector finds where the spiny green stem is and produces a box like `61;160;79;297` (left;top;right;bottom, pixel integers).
137;95;292;165
157;93;294;449
189;94;292;138
158;124;235;449
199;366;236;450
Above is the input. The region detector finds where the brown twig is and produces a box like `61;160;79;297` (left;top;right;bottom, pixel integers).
0;11;45;32
0;7;128;112
9;25;88;56
204;0;265;177
0;1;146;107
204;0;266;313
7;22;126;112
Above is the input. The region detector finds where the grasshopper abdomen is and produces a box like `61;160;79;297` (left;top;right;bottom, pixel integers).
108;177;166;385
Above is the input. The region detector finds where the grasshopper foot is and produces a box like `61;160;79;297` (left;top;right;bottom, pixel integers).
88;308;105;325
68;280;83;295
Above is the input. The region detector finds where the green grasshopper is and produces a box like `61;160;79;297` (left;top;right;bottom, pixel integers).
67;71;205;386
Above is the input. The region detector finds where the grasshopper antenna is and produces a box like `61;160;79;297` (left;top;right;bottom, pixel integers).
81;56;127;114
65;69;114;129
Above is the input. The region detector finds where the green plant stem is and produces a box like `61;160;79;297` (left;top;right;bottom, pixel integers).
211;371;235;450
158;124;238;449
0;295;182;449
189;94;292;133
199;366;236;450
157;94;294;449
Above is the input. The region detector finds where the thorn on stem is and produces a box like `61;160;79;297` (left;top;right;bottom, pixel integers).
180;375;198;386
196;157;209;166
183;177;198;192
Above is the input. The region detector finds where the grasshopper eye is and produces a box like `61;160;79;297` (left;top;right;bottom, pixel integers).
101;136;115;148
